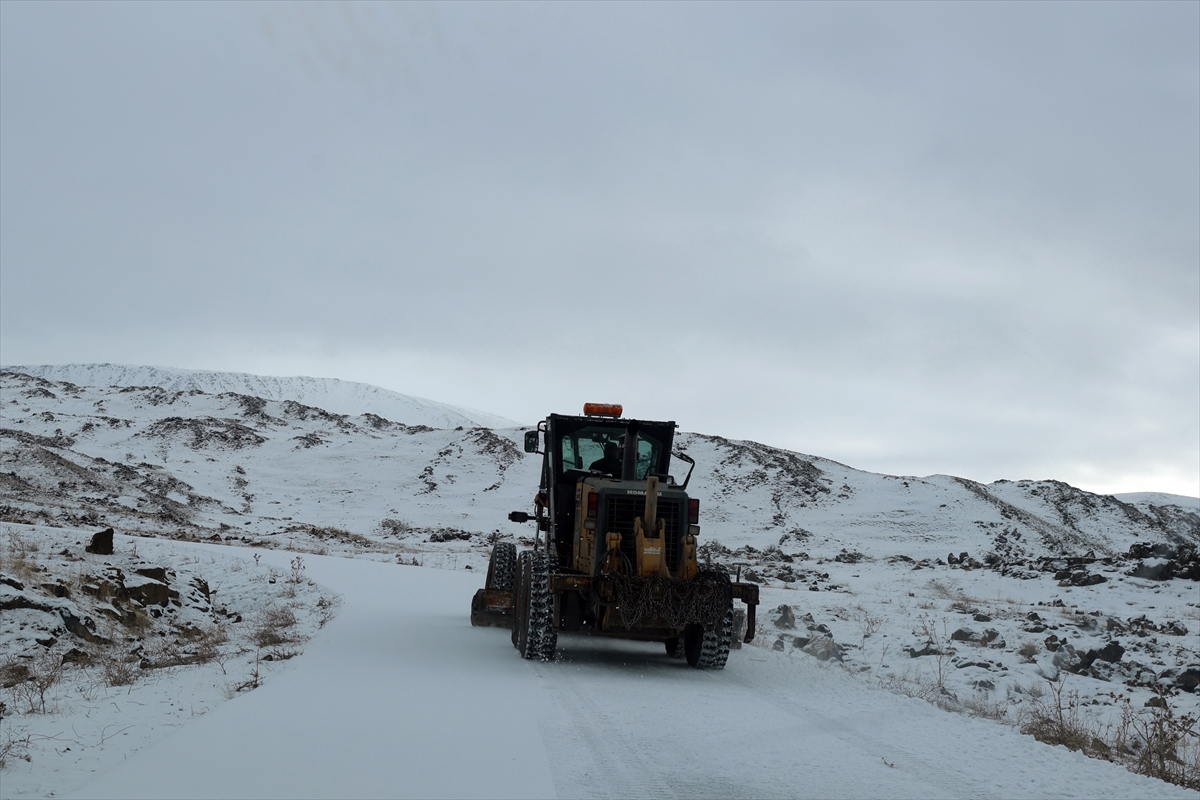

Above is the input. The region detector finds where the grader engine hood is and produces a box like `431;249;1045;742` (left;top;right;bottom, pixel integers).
589;476;695;580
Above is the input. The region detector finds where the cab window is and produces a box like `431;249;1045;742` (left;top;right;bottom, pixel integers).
558;426;661;480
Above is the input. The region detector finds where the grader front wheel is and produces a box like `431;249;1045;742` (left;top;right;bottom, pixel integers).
697;606;734;669
513;551;557;661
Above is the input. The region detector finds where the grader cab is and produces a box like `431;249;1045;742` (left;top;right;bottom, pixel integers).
471;404;758;667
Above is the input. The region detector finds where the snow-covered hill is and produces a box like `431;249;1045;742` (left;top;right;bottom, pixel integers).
3;364;518;430
2;368;1195;558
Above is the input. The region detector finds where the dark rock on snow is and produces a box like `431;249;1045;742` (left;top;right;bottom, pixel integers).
86;527;115;555
772;604;796;629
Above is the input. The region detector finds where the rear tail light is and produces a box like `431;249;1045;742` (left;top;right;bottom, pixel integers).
587;492;599;518
688;498;699;525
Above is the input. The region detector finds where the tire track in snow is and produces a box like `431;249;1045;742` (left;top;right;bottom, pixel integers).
530;638;905;799
718;654;994;799
527;636;1191;800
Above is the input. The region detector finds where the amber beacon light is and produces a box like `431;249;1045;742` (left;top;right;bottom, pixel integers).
583;403;623;417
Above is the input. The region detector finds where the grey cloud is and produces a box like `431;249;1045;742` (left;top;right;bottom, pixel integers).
1;1;1196;495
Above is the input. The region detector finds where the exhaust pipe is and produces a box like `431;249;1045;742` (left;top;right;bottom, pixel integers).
621;421;640;480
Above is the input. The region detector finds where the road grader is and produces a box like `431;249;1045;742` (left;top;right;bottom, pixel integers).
471;404;758;668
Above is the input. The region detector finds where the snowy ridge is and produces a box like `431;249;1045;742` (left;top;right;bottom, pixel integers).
1114;492;1200;510
2;363;518;430
0;369;1195;557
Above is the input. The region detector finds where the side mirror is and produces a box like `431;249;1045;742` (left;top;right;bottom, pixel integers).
524;430;539;453
508;511;532;524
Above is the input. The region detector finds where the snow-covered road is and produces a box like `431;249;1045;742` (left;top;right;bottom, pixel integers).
67;550;1192;799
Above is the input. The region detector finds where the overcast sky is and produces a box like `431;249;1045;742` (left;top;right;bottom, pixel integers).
1;1;1197;496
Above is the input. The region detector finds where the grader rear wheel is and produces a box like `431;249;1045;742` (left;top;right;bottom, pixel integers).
486;542;517;592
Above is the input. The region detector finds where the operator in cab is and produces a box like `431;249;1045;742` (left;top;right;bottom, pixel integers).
589;442;621;476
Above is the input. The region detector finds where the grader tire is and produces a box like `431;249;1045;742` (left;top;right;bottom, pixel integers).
514;550;557;661
697;605;734;670
486;542;517;592
528;551;557;661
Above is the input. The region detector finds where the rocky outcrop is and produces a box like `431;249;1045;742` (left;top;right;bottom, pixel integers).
1124;542;1200;581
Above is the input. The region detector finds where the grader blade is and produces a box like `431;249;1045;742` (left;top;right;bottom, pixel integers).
469;588;514;628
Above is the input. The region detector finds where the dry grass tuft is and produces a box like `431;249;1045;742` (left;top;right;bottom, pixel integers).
90;646;139;687
1017;641;1041;662
2;652;63;714
251;604;298;649
878;671;962;713
961;691;1010;722
1;527;41;582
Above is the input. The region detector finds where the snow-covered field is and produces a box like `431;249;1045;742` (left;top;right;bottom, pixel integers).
1;365;1197;797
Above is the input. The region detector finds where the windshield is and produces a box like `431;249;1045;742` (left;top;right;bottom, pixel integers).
559;426;661;480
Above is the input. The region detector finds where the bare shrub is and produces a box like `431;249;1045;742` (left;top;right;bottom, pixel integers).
961;691;1009;722
315;595;339;628
2;527;40;581
193;624;229;666
142;624;233;672
1020;679;1096;753
1124;698;1200;789
3;651;63;714
1021;681;1200;790
283;556;306;597
853;604;884;639
1017;641;1041;662
307;526;373;547
89;645;139;688
0;719;32;768
252;605;298;649
227;651;264;694
0;700;61;767
122;605;154;635
380;518;414;537
878;671;960;712
913;614;952;690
